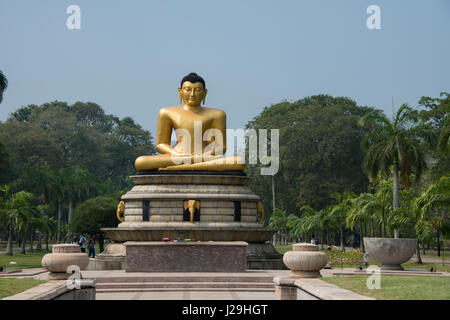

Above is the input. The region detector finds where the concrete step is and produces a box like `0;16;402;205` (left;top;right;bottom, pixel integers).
96;282;275;289
92;275;274;284
96;287;275;293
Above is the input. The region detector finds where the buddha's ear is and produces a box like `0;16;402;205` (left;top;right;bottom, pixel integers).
202;89;208;105
178;87;183;105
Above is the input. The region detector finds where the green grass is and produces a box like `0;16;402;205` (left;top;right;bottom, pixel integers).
0;278;47;299
322;275;450;300
274;245;450;272
0;243;103;270
0;249;52;270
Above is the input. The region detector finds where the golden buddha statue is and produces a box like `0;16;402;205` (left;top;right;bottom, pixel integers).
135;73;245;172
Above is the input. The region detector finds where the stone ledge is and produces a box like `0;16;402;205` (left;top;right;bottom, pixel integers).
273;277;374;300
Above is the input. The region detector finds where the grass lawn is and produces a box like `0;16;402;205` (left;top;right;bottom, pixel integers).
0;250;52;270
322;275;450;300
0;278;47;299
274;245;450;272
0;243;102;270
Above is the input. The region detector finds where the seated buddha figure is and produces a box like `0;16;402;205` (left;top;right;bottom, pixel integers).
135;73;245;172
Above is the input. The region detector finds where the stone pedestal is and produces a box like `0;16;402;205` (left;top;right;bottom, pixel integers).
41;244;89;280
103;173;276;242
87;243;126;270
274;277;298;300
283;243;328;278
101;172;282;270
124;241;248;272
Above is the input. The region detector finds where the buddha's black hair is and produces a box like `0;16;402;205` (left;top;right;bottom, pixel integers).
0;70;7;91
181;73;205;89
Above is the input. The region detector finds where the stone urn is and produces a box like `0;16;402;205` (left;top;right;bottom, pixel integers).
363;237;417;270
41;244;89;280
282;243;328;278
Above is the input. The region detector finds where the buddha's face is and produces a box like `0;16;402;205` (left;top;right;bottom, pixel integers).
178;81;207;107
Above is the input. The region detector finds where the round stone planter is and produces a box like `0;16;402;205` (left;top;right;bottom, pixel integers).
41;244;89;279
363;237;417;270
283;243;328;278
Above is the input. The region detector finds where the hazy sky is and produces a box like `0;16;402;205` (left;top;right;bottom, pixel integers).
1;0;449;138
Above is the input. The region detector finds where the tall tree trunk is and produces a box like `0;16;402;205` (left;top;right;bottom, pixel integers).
67;197;73;243
320;229;324;250
437;229;441;257
21;234;26;254
340;227;344;251
29;227;34;252
57;199;62;244
6;226;13;256
393;163;400;238
360;222;364;252
36;231;42;251
414;240;422;264
45;232;49;251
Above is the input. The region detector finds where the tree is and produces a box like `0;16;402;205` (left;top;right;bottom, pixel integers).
359;104;427;238
62;166;95;242
70;195;120;253
268;208;289;245
418;92;450;181
245;95;374;217
414;175;450;258
328;191;356;251
347;180;393;238
0;186;35;256
0;101;156;192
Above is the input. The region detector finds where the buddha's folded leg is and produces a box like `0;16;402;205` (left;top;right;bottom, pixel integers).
135;154;192;171
158;156;245;171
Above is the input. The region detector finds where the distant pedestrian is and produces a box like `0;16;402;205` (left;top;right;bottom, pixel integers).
79;233;87;253
87;235;96;258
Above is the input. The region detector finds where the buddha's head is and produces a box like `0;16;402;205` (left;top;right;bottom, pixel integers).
178;72;207;107
0;70;7;104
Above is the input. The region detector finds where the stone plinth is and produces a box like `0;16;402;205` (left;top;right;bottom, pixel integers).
41;244;89;280
282;243;328;278
102;173;276;243
101;172;282;270
124;241;247;272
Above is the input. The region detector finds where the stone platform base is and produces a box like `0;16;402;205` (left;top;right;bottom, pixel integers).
124;241;247;272
87;242;286;270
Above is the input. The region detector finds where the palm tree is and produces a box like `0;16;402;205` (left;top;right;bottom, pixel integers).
414;174;450;258
328;191;356;251
358;104;427;238
63;165;94;242
288;206;328;248
347;180;393;238
0;186;35;256
268;208;289;245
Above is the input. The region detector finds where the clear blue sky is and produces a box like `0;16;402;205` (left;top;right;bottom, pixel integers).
1;0;449;138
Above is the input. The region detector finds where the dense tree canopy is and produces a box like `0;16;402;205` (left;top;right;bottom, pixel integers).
418;92;450;181
245;95;375;216
0;101;156;190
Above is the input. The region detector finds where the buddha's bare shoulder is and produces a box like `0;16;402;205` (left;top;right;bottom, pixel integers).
202;107;226;117
158;106;183;115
